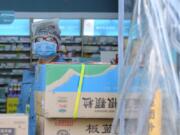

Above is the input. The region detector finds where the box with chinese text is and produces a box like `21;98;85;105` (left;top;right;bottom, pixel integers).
35;64;118;118
37;116;112;135
0;114;28;135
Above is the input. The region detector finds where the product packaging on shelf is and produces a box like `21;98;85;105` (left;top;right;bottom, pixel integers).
0;114;28;135
6;97;19;113
36;116;112;135
35;64;118;118
0;97;6;113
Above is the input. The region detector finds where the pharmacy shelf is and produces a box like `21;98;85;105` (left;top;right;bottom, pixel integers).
0;51;30;54
0;84;8;87
62;42;82;45
0;68;30;70
83;44;118;46
62;50;82;53
0;74;22;79
32;58;39;62
83;52;100;54
0;58;30;63
0;36;31;111
0;41;31;44
0;99;6;103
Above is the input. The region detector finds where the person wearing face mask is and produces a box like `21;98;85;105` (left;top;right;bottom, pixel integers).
32;19;67;63
18;19;66;135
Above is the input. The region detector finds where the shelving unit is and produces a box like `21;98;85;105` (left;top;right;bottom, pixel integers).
0;68;30;72
0;74;22;78
61;38;83;58
0;36;32;112
60;36;118;61
82;37;118;60
62;42;82;45
0;83;7;113
83;43;118;46
0;50;30;53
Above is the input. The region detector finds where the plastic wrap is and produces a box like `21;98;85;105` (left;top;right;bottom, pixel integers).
32;19;60;42
111;0;180;135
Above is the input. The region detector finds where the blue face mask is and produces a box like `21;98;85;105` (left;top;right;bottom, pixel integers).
32;41;57;58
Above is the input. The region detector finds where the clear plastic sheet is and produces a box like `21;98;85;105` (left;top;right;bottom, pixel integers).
32;19;61;43
111;0;180;135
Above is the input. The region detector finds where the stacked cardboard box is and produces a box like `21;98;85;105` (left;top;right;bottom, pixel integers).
35;64;118;135
0;114;28;135
37;117;113;135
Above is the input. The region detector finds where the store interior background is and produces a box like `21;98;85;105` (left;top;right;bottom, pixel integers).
0;0;134;113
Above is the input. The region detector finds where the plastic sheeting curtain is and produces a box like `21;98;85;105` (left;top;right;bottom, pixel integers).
111;0;180;135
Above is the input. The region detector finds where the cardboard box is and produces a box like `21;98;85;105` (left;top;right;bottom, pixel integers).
37;116;112;135
35;91;117;118
0;114;28;135
35;64;118;118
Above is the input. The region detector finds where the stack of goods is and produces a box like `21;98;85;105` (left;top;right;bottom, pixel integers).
0;114;28;134
35;63;118;135
6;81;21;113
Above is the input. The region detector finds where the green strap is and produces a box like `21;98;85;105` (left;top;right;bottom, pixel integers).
73;64;85;118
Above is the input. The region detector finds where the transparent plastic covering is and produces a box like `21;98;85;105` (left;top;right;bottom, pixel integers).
111;0;180;135
32;19;61;44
